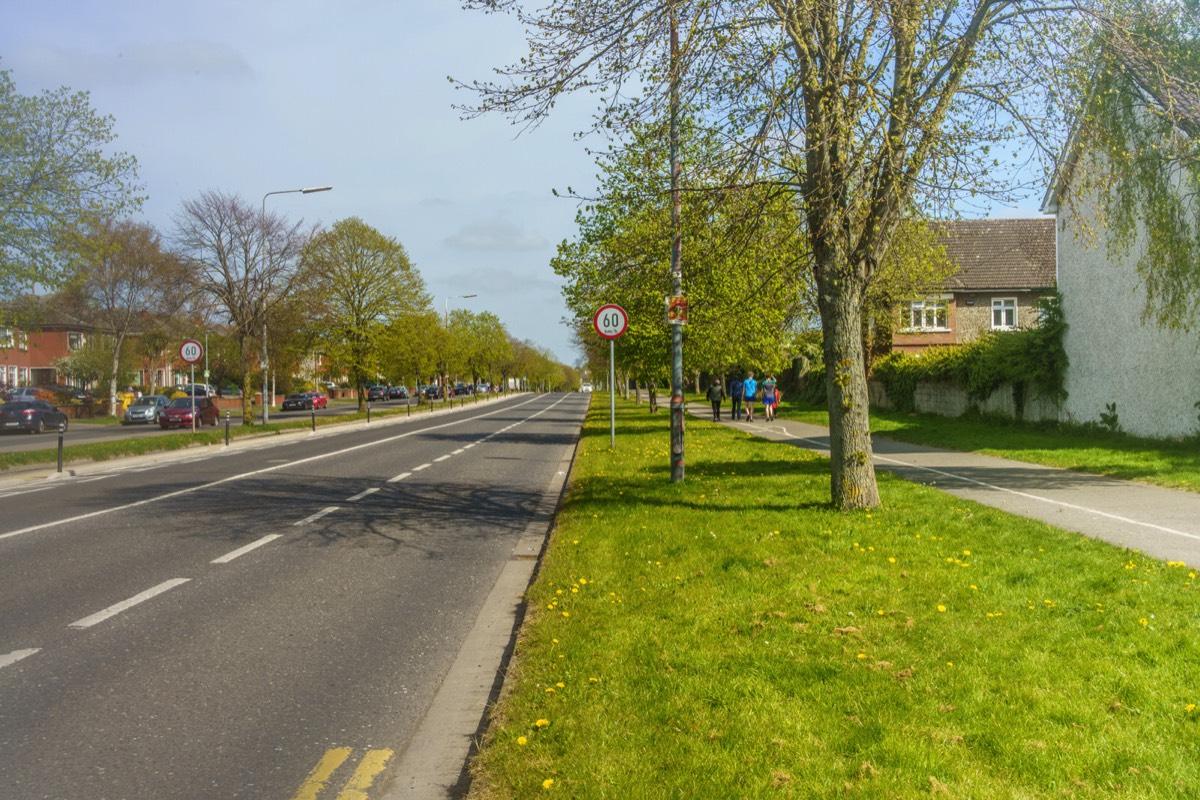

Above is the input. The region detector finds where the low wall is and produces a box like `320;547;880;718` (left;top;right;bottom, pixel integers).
869;379;1060;423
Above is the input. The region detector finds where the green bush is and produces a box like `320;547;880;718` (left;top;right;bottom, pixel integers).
872;294;1067;414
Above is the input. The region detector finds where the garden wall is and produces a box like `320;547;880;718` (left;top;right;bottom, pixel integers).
869;379;1061;422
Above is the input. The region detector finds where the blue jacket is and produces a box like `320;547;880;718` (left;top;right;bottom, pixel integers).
728;378;744;399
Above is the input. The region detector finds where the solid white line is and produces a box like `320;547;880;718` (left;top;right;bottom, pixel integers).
0;648;40;670
434;455;451;462
412;463;431;472
294;506;340;526
68;578;191;629
211;534;282;564
0;394;565;543
774;428;1200;543
348;488;380;500
387;472;412;484
872;452;1200;542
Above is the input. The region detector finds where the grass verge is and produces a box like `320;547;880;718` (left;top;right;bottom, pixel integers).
778;402;1200;493
469;396;1200;798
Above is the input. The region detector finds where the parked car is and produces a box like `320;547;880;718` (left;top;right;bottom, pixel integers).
424;385;443;400
0;400;69;434
122;394;170;425
159;396;219;429
282;392;327;411
387;385;409;400
366;385;387;402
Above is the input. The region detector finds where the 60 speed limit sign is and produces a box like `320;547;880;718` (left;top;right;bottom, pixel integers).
593;304;628;339
179;339;204;364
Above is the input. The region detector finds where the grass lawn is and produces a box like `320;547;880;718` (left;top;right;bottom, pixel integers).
468;395;1200;798
778;402;1200;494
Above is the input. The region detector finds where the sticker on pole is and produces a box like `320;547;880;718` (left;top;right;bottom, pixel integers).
179;339;204;364
593;304;628;340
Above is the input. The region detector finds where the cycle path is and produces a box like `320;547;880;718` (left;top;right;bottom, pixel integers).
706;411;1200;568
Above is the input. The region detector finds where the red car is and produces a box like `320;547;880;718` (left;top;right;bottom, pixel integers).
307;391;328;409
159;396;219;429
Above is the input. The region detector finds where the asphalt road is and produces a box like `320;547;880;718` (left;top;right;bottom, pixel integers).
0;396;437;453
0;392;585;799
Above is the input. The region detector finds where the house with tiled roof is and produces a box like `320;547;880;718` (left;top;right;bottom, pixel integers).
891;218;1057;353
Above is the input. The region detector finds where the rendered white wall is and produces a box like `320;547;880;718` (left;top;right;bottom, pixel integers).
1056;191;1200;439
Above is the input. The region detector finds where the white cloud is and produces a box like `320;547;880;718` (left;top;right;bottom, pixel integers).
443;219;549;252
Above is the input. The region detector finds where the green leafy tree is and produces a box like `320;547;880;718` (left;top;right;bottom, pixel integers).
1058;3;1200;331
302;217;430;410
459;0;1086;508
0;68;143;301
60;220;189;414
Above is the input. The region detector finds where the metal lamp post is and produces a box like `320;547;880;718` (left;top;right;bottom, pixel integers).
260;186;332;423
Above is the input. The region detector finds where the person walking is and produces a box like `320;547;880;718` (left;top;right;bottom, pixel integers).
705;378;725;422
762;375;780;421
728;372;745;420
743;371;758;422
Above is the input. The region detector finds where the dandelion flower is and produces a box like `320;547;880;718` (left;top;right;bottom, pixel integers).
535;719;550;728
937;605;947;613
518;736;528;746
543;778;555;789
1186;704;1197;713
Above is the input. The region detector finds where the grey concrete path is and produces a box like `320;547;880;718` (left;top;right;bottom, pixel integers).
700;409;1200;568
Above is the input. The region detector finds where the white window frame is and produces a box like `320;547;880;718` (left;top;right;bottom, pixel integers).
902;295;951;332
0;327;13;349
68;331;85;351
991;297;1017;330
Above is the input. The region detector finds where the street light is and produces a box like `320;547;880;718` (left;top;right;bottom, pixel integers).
260;185;333;423
444;294;478;401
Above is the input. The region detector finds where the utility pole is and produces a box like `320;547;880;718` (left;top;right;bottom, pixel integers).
668;0;685;483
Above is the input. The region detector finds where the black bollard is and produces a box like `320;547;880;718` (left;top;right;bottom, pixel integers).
311;406;316;432
225;411;230;446
57;422;65;473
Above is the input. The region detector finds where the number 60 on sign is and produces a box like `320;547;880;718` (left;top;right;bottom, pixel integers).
593;304;628;339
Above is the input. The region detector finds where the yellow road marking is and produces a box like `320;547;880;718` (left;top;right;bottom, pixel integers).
335;749;394;800
291;747;352;800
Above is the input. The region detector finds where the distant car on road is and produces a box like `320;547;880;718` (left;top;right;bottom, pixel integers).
122;394;170;425
159;397;219;429
282;392;328;411
580;382;594;392
366;385;386;402
424;385;443;400
0;400;69;434
387;386;409;400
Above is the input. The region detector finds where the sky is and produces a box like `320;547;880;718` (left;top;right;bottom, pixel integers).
1;2;1050;367
0;0;598;364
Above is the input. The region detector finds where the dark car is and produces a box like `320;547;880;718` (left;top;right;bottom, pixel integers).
159;397;219;429
424;385;443;400
387;385;409;400
366;385;386;402
122;394;170;425
281;392;326;411
0;400;69;434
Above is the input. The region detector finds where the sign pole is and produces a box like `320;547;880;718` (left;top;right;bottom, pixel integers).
592;304;628;451
609;338;616;449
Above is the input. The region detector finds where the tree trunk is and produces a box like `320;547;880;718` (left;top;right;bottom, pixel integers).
819;263;881;510
108;333;125;417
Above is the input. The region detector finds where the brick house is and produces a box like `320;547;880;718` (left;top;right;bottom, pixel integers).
891;218;1057;353
0;307;93;391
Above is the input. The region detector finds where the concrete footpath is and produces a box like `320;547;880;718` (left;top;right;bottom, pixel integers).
700;409;1200;568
